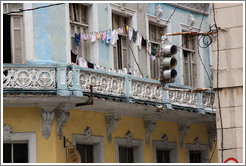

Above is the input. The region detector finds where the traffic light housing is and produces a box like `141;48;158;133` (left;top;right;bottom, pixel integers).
160;40;178;85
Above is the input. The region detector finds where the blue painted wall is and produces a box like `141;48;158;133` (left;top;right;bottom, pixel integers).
31;3;67;64
147;4;211;88
98;3;110;69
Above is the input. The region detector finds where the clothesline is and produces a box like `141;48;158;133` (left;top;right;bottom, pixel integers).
74;24;163;60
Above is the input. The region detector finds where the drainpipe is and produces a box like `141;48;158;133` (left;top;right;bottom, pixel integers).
75;85;100;107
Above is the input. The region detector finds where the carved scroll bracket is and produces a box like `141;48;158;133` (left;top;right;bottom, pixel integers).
39;103;58;139
56;103;75;139
105;112;119;143
3;124;13;141
144;119;156;145
178;123;190;148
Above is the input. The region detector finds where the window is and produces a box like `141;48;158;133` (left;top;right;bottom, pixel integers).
149;23;166;79
3;3;25;64
115;136;144;163
69;3;90;62
112;13;129;70
156;149;170;163
182;32;197;86
3;142;28;163
72;133;104;163
189;150;201;163
119;146;134;163
186;143;209;163
152;140;178;163
76;144;93;163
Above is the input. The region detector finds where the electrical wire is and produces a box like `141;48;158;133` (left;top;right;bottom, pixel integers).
3;3;65;15
164;7;177;27
212;3;224;162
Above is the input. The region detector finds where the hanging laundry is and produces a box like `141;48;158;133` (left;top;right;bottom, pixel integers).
151;55;156;61
151;44;157;56
78;57;88;68
96;32;100;40
106;30;111;44
81;33;84;40
128;27;133;40
118;27;124;34
111;29;119;45
103;31;106;41
87;61;94;69
84;33;88;41
90;33;96;43
132;29;137;43
71;51;78;64
126;25;129;33
137;34;142;49
141;37;147;47
75;33;81;47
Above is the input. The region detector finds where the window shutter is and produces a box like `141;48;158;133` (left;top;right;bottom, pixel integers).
11;15;25;64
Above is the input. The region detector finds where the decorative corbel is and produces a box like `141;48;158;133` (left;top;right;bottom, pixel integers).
125;130;133;143
194;137;200;146
84;126;92;140
156;5;163;21
56;103;74;139
144;119;156;145
105;113;119;143
3;124;12;141
208;125;217;151
188;14;195;30
40;103;58;139
179;124;190;148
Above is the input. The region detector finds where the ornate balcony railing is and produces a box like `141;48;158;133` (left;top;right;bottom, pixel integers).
3;64;215;113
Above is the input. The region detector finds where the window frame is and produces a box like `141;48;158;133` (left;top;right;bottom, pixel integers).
3;132;37;163
152;140;178;163
72;134;104;163
115;137;144;163
186;143;209;163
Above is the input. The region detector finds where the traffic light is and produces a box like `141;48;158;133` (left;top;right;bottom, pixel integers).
159;38;178;85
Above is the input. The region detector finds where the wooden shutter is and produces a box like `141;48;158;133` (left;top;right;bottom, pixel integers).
11;15;25;64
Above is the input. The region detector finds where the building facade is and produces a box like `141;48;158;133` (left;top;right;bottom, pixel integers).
210;3;244;163
2;3;217;163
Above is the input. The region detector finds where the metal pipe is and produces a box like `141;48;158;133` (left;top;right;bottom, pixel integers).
75;85;100;107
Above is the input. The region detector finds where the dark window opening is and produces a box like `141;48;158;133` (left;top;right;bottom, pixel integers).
189;150;201;163
76;144;94;163
119;146;134;163
156;149;170;163
3;143;28;163
3;14;12;63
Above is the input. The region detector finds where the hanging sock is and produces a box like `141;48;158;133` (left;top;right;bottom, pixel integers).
106;30;111;44
84;33;88;41
96;32;100;40
103;31;106;41
90;32;96;43
132;29;137;43
75;33;81;47
126;25;129;33
137;35;142;49
128;27;133;40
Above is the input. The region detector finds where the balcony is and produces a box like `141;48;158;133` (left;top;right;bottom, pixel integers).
3;64;215;114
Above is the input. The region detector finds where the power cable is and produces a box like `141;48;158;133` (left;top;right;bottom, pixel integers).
164;7;177;27
3;3;65;15
212;3;224;162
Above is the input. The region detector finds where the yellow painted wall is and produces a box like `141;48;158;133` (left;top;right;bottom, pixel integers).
3;106;218;163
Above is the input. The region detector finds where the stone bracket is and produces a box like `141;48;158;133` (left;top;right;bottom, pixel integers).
105;113;119;143
179;123;190;148
144;119;156;145
40;103;58;139
56;103;74;139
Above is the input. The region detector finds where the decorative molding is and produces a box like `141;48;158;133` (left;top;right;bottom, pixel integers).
168;3;209;16
3;124;13;141
162;134;168;144
186;143;209;163
80;71;125;97
125;130;133;143
169;89;197;107
194;137;200;146
3;67;56;89
179;124;190;148
132;80;163;103
202;92;215;111
84;126;92;140
40;103;58;139
56;110;70;139
105;113;119;143
110;3;136;17
144;119;156;145
208;126;217;151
